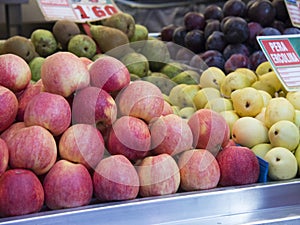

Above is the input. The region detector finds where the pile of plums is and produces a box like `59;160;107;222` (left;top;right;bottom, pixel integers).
160;0;300;73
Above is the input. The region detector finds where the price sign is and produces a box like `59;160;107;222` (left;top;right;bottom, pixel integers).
257;34;300;91
285;0;300;28
36;0;120;22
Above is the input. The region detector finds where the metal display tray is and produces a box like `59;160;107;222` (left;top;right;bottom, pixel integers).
1;179;300;225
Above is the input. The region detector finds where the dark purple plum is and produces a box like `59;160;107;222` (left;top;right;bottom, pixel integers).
247;0;276;27
249;50;267;71
272;0;289;22
184;29;205;54
283;27;300;35
199;50;225;71
205;31;227;52
204;4;224;21
223;43;250;60
247;22;263;49
224;53;250;73
223;0;247;18
222;16;249;44
160;24;179;42
172;26;187;46
271;20;286;34
257;27;281;36
184;12;206;31
204;19;221;39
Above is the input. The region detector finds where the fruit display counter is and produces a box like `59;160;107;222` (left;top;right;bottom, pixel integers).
2;179;300;225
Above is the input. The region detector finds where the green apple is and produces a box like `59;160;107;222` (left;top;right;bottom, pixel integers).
264;97;295;128
232;117;269;148
204;97;233;113
219;110;240;137
199;66;226;89
67;34;97;59
30;29;58;57
286;91;300;110
268;120;300;151
251;143;273;158
193;87;221;110
29;56;45;82
264;147;298;181
231;87;264;117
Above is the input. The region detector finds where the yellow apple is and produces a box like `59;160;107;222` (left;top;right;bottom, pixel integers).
268;120;300;151
264;147;298;181
264;97;295;128
204;97;233;113
199;66;226;89
193;87;221;110
232;117;269;148
231;87;264;117
251;143;273;158
219;110;240;137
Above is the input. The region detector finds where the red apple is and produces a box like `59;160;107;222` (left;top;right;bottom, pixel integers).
0;169;44;217
16;79;44;121
80;56;93;68
107;116;151;162
24;92;71;136
188;109;230;156
115;80;164;123
0;85;18;132
72;86;117;129
178;149;220;191
0;121;26;143
137;153;180;197
0;138;9;176
6;125;57;175
43;159;93;210
150;114;193;156
59;123;105;170
89;55;130;93
0;54;31;92
41;51;90;97
216;145;260;186
93;154;140;202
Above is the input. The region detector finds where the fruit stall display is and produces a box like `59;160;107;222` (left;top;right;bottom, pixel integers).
1;0;300;224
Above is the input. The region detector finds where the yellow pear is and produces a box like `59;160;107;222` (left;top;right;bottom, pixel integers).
169;84;200;108
204;97;233;113
232;117;269;148
255;61;273;75
193;87;221;109
251;143;273;158
258;71;283;92
258;90;272;107
219;110;240;137
264;97;295;128
220;71;253;98
199;66;226;89
255;107;266;124
235;68;258;84
178;107;196;120
231;87;264;117
286;91;300;110
251;80;277;97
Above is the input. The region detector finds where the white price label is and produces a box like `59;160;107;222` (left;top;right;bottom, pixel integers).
285;0;300;28
36;0;120;22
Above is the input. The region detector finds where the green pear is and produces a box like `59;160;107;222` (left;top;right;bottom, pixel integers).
29;56;45;82
130;73;141;81
30;29;58;57
120;52;149;77
0;40;5;54
171;70;200;85
101;12;135;39
142;75;177;95
160;62;186;79
90;25;129;54
130;24;149;42
68;34;97;59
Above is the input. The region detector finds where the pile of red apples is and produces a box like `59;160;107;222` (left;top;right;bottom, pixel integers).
0;51;259;218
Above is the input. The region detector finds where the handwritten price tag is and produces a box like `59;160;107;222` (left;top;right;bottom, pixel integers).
36;0;120;22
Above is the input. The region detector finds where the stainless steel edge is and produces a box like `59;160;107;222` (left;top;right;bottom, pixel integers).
1;179;300;225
